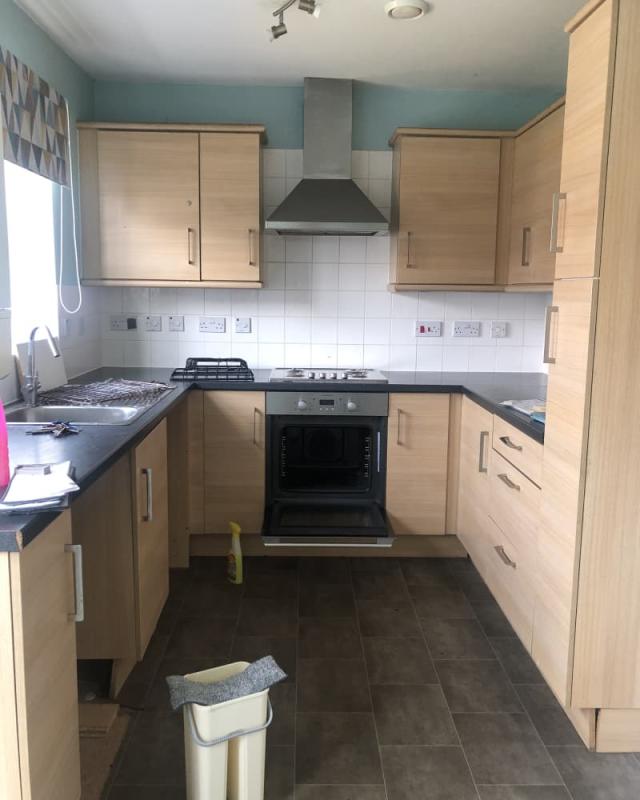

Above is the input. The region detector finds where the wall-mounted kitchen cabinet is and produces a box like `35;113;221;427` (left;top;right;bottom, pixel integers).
507;103;565;286
78;123;265;288
388;131;504;290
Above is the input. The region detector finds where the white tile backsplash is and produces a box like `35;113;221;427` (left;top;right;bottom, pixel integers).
94;149;550;373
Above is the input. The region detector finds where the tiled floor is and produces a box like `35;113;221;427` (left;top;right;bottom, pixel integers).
102;556;640;799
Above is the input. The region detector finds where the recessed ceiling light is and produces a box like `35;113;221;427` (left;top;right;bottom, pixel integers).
385;0;430;20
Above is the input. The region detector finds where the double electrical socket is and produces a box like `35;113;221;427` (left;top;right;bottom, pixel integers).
110;315;137;331
200;316;226;334
415;321;442;337
452;321;481;337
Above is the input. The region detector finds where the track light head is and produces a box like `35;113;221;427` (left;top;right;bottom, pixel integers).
298;0;319;15
269;13;288;40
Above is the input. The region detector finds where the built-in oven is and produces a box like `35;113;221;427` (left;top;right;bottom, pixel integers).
262;391;393;547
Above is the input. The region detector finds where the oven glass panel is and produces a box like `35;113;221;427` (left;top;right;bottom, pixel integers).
277;504;384;529
280;424;372;493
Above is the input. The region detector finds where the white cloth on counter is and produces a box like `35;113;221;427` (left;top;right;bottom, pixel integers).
0;460;79;510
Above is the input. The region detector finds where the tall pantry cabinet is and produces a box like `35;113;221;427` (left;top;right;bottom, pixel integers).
533;0;640;751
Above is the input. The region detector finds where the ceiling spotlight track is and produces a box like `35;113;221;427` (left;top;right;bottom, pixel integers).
269;0;320;41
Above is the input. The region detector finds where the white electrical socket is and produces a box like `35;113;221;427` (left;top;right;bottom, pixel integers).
168;315;185;332
200;316;226;334
415;320;442;337
63;318;73;338
491;321;508;338
110;315;129;332
452;321;481;337
235;317;252;334
145;315;162;332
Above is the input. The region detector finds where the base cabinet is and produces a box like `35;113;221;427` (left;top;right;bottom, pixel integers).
386;394;450;535
0;512;81;800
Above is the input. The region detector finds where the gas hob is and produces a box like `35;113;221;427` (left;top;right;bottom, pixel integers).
269;368;388;383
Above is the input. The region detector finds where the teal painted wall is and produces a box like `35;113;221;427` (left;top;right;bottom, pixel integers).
94;80;564;150
0;0;94;290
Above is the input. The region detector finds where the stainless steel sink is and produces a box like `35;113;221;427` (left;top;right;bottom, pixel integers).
5;405;142;426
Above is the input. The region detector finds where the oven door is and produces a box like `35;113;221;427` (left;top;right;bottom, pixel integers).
263;499;393;547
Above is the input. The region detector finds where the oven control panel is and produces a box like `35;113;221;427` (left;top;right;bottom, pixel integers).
266;392;389;417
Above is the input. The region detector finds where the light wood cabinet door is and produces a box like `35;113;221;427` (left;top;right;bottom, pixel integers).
200;133;261;283
554;0;615;279
133;419;169;658
532;277;598;705
393;137;500;285
457;396;493;552
72;455;136;661
386;394;450;535
7;513;81;800
204;391;266;534
508;106;564;285
94;131;200;282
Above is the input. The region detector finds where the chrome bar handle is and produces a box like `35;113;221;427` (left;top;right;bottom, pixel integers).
396;408;404;445
550;192;567;253
253;408;260;447
478;430;489;473
494;545;516;569
248;229;257;267
521;226;531;267
543;305;559;365
65;544;85;622
499;435;523;452
187;227;196;265
142;467;153;522
406;231;416;269
377;431;381;473
498;473;521;491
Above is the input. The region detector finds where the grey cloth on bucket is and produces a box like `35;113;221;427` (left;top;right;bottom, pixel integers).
166;656;287;712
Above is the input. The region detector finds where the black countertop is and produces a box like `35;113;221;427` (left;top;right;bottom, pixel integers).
0;368;546;552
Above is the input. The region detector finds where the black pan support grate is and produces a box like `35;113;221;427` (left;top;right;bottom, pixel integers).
171;358;255;383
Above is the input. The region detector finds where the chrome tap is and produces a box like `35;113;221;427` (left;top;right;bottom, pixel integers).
23;326;61;407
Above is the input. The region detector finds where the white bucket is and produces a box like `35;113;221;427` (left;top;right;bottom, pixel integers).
183;661;271;800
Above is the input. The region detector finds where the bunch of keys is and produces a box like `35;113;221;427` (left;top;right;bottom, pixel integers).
27;421;80;438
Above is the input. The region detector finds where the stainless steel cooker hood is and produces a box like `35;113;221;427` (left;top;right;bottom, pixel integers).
265;78;389;236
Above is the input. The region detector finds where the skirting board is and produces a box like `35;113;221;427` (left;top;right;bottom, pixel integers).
189;533;468;559
595;710;640;753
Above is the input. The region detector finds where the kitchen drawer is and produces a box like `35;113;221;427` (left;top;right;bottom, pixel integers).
492;415;543;486
482;514;535;649
488;450;540;572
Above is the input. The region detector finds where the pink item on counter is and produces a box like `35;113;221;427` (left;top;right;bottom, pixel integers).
0;401;9;490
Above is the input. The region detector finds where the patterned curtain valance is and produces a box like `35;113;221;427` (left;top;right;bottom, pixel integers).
0;46;69;186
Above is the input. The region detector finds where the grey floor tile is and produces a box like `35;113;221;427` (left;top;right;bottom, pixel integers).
164;617;233;659
243;573;299;599
409;585;475;619
107;787;186;799
178;579;243;618
478;788;571;800
436;660;523;713
296;712;383;785
442;557;478;573
515;685;582;746
372;684;458;746
351;557;402;575
401;559;461;588
353;573;412;607
548;745;640;800
299;582;357;618
246;556;299;575
230;635;297;681
112;711;185;787
381;745;478;800
359;607;422;638
299;557;352;584
298;617;362;659
116;633;169;707
454;712;562;786
458;578;499;607
421;618;496;660
474;602;515;638
296;786;386;800
265;745;295;800
267;683;296;746
298;658;371;712
490;637;544;684
236;597;298;637
363;636;438;684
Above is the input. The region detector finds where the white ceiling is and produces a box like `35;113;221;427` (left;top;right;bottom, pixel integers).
16;0;584;90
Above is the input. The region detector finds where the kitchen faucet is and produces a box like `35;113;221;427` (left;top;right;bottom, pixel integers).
23;326;61;407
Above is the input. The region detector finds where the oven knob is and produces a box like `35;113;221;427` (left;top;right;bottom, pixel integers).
347;400;358;412
297;398;308;410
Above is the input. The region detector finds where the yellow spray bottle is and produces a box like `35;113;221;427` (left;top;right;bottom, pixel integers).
227;521;243;585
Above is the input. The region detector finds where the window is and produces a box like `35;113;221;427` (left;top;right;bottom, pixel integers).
4;161;58;346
